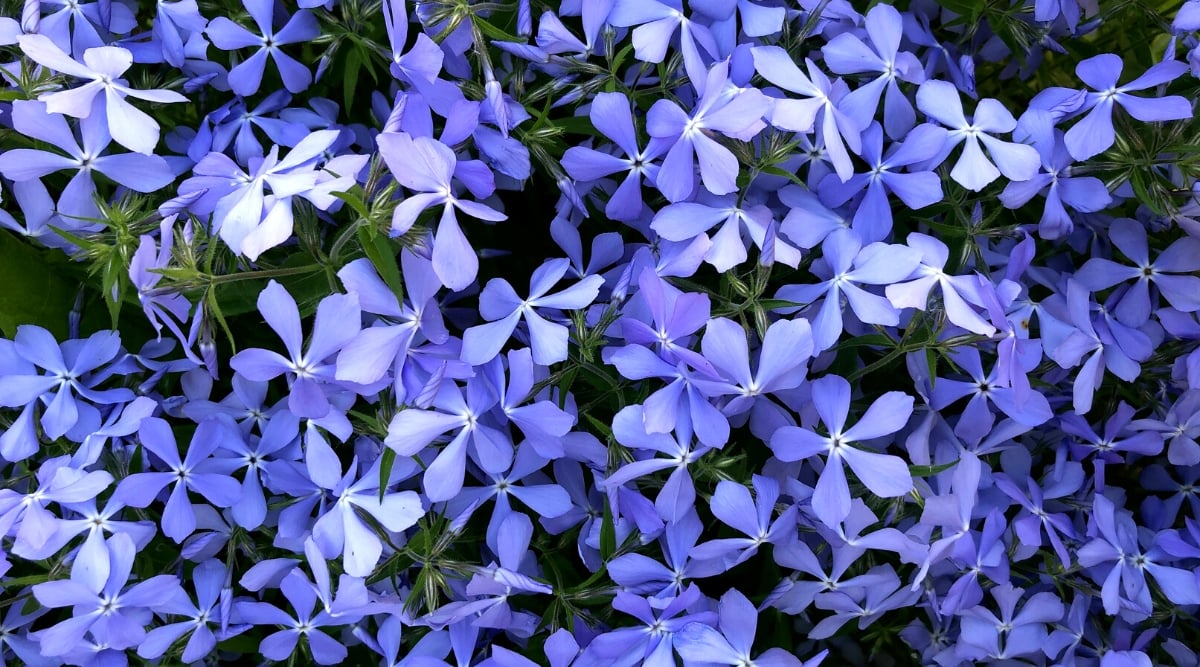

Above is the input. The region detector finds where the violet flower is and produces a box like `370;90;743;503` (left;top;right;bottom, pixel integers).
17;34;187;154
768;374;914;529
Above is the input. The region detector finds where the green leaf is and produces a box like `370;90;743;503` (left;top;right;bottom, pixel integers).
938;0;984;20
331;189;372;221
358;226;404;303
582;412;613;440
909;458;960;477
0;232;80;338
926;346;938;390
599;496;617;561
609;43;636;75
759;165;808;188
343;45;362;113
471;17;522;43
835;334;896;350
756;298;805;311
378;448;396;503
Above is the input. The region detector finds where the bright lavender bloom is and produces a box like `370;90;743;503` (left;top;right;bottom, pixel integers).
752;46;862;181
1078;494;1200;617
699;316;813;440
205;0;318;95
482;638;581;667
137;559;233;663
310;454;425;576
1074;218;1200;326
1062;403;1163;490
31;533;183;657
605;346;730;448
0;178;79;251
769;538;885;614
562;91;668;221
1131;390;1200;466
25;493;156;563
915;79;1040;191
611;268;714;373
17;34;187;154
1048;280;1150;415
110;417;242;542
769;374;913;528
1147;466;1200;544
777;229;921;352
299;538;374;621
999;109;1113;239
1053;54;1194;160
688;476;798;568
236;569;348;665
816;122;946;243
607;510;723;597
335;252;448;399
0;326;132;440
441;512;553;631
0;101;173;222
207;416;294;531
483;349;577;460
575;585;717;667
384;377;512;502
229;281;361;419
821;3;925;139
179;130;342;260
992;466;1080;567
150;0;209;67
605;405;713;521
930;346;1054;444
885;232;998;337
0;456;113;558
650;193;802;272
607;0;719;93
447;443;571;547
461;258;604;366
956;584;1065;662
808;565;920;639
646;59;770;202
380;0;445;85
910;450;985;588
25;0;133;56
203;91;311;165
675;589;826;667
377;130;507;291
0;602;53;667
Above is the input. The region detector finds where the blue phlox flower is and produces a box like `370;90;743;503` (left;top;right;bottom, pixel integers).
461;258;604;366
204;0;318;96
229;280;361;419
1073;218;1200;327
674;588;826;667
384;376;514;502
956;584;1065;662
821;3;925;140
109;416;242;543
235;568;348;665
777;228;921;352
915;79;1040;191
574;584;717;667
752;46;863;182
16;34;187;154
646;59;770;201
30;532;183;657
768;374;914;528
0;326;133;441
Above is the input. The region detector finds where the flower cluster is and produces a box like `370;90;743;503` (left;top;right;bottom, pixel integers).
1;0;1199;665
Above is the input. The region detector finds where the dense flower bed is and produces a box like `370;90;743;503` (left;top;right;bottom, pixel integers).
1;0;1200;665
